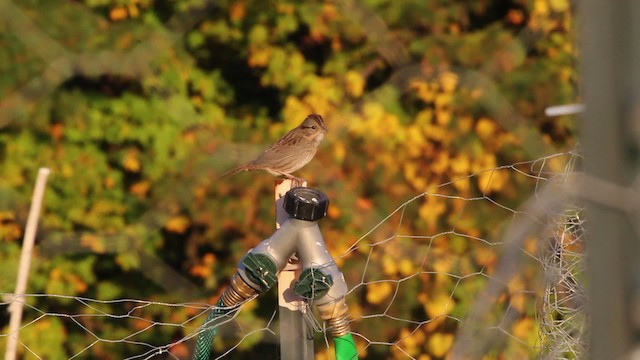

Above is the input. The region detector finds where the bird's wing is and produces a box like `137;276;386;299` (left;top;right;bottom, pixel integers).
250;143;305;167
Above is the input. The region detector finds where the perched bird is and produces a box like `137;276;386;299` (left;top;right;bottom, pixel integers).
220;114;327;181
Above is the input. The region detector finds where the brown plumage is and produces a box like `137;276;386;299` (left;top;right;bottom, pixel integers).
220;114;328;180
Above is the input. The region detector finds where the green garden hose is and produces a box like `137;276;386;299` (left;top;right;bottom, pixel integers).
335;333;358;360
191;298;225;360
192;304;358;360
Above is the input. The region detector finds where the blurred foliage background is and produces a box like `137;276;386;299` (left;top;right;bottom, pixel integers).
0;0;578;358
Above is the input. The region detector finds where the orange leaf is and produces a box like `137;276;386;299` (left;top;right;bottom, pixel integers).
229;2;246;21
356;197;373;210
50;123;64;141
129;181;150;199
507;9;525;25
328;205;342;219
81;234;106;253
165;216;190;234
109;7;128;21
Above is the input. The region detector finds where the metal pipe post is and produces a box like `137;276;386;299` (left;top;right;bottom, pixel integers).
582;1;640;358
274;179;314;360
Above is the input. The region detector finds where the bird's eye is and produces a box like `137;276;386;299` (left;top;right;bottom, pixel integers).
311;125;317;129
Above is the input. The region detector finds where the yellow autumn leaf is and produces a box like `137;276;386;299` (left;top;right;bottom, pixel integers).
248;46;272;68
457;115;473;133
549;0;569;12
403;162;417;181
61;163;74;178
425;123;446;142
334;141;346;163
477;172;493;193
436;109;452;127
434;93;452;109
397;327;426;357
402;160;427;189
419;196;446;231
474;246;497;268
315;351;331;360
345;70;364;98
432;256;455;273
509;292;528;314
427;332;454;357
282;96;313;125
533;0;549;16
508;276;525;293
450;153;470;174
424;291;455;318
431;151;449;174
472;153;497;173
382;256;398;275
362;102;384;127
190;95;203;108
475;117;497;140
0;211;15;222
165;216;190;234
439;71;458;93
308;75;334;96
512;317;537;344
491;169;509;192
127;4;139;18
366;281;394;305
452;177;470;193
415;108;433;125
379;113;401;133
406;125;426;156
123;151;140;172
477;169;509;194
398;259;415;276
34;317;54;331
411;80;436;103
545;155;568;173
302;94;331;118
560;66;573;82
276;3;295;14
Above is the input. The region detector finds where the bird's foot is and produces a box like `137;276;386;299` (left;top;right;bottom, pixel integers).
280;173;305;187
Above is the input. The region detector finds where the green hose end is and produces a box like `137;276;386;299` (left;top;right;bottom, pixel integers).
335;333;358;360
191;298;226;360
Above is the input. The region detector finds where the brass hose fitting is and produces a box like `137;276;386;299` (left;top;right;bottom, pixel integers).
220;272;260;308
316;297;351;338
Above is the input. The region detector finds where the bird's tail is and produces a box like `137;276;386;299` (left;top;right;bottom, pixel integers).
218;163;251;179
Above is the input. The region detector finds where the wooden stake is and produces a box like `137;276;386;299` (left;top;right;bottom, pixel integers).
5;168;51;360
